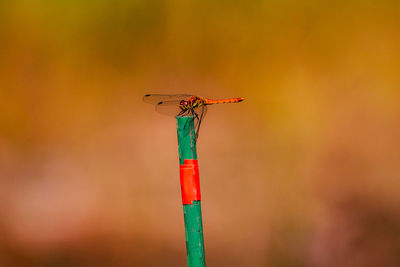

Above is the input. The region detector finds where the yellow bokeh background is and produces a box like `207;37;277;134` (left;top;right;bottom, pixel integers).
1;1;399;266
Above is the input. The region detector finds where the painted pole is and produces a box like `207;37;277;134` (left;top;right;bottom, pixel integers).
176;116;206;267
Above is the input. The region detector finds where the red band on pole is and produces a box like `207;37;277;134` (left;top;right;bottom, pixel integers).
180;159;201;205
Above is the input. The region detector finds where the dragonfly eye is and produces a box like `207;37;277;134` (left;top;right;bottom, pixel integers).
180;100;188;106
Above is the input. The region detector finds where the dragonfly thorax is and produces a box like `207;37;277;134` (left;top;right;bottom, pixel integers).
179;98;204;111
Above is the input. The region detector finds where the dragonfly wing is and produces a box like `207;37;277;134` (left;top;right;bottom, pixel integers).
143;94;193;105
153;99;206;117
154;100;182;116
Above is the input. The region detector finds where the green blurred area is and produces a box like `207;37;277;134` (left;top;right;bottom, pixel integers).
0;1;400;266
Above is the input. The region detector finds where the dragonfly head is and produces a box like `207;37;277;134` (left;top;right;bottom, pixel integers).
180;100;189;109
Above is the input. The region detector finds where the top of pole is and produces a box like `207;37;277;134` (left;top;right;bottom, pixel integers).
176;116;197;165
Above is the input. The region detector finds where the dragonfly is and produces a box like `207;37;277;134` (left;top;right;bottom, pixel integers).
143;94;244;140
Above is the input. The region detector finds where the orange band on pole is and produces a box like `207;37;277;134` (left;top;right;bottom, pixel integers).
180;159;201;205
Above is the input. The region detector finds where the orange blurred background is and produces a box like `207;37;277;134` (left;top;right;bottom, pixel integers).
1;1;400;266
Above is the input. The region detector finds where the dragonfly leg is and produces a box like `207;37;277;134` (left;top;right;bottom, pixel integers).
177;109;187;116
193;110;199;121
191;109;201;141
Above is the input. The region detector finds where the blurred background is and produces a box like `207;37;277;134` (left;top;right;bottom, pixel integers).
1;0;400;266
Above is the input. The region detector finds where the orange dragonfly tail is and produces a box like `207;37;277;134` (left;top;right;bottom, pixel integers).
203;97;244;105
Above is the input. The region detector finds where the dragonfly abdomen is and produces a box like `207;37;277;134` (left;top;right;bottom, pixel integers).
203;97;244;105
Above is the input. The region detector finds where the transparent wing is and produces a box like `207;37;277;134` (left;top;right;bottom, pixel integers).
143;94;193;105
153;99;207;118
154;100;182;116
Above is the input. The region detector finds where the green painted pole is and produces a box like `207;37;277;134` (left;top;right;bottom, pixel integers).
176;116;206;267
